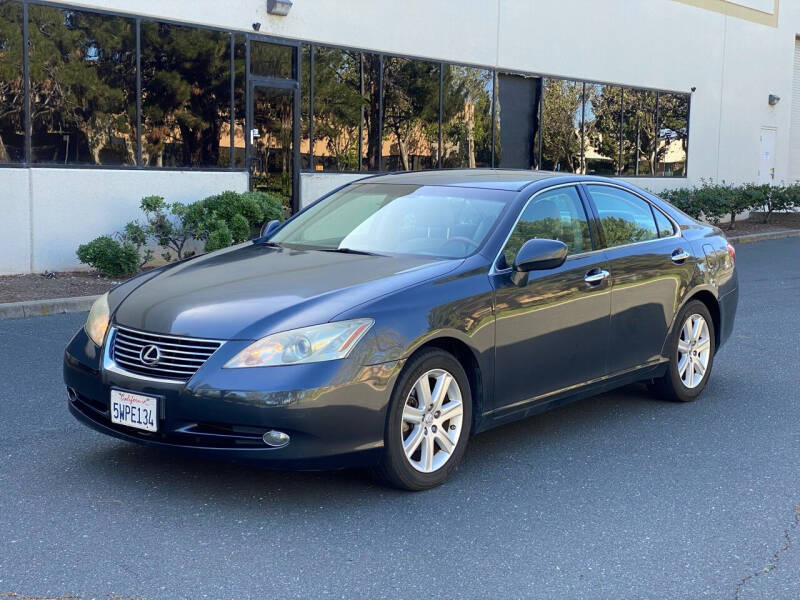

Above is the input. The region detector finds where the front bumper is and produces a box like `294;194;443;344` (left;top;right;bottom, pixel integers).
64;327;403;469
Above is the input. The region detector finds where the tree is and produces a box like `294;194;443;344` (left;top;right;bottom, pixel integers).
441;66;492;168
312;48;362;171
0;1;24;163
540;79;582;172
27;6;137;164
140;22;230;167
381;57;439;170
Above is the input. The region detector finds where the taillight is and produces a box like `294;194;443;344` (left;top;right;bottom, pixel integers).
727;243;736;263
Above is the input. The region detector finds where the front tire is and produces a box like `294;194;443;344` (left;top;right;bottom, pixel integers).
650;300;716;402
373;349;472;491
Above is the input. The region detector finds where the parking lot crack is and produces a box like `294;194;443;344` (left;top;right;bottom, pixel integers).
732;503;800;600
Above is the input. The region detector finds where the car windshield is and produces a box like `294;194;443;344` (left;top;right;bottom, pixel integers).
270;183;511;258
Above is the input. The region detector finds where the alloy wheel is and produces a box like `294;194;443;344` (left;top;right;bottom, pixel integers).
677;313;711;389
401;368;464;473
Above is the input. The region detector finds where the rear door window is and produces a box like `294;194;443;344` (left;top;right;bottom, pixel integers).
585;185;659;248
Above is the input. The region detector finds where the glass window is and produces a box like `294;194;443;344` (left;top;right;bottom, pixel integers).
621;89;657;175
656;92;689;177
494;72;539;169
232;34;246;168
270;183;510;258
251;41;293;79
382;57;439;171
362;53;380;171
583;83;621;175
539;78;583;173
141;22;231;168
653;207;675;237
300;44;311;170
0;0;23;163
442;65;492;168
0;1;25;163
586;185;658;247
312;46;363;172
28;5;137;165
500;186;591;268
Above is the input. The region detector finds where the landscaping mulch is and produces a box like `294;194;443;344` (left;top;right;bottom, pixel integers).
0;271;120;304
723;213;800;237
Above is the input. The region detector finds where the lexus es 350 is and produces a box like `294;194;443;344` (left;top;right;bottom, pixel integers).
64;170;738;490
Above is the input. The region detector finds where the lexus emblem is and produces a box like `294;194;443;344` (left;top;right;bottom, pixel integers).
140;344;161;365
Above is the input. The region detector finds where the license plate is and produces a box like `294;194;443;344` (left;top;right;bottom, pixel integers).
110;390;158;432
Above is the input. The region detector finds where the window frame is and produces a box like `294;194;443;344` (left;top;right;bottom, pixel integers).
579;182;680;251
490;183;597;275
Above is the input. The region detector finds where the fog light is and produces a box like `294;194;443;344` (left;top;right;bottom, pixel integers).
262;430;290;448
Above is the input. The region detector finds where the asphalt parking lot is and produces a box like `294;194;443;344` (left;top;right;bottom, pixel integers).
1;237;798;600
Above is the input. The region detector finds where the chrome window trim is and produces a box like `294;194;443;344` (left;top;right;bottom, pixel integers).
489;182;594;276
102;326;226;384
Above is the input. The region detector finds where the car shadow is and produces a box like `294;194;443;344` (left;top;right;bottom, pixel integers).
77;382;667;505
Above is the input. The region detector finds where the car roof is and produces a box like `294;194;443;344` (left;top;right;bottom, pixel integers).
363;169;559;191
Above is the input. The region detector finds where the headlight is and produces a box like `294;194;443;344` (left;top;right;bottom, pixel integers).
224;319;374;368
85;292;110;347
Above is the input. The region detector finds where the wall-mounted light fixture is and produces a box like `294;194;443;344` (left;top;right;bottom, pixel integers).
768;94;781;106
267;0;292;16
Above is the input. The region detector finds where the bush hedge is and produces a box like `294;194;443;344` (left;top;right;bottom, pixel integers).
77;190;284;277
658;180;799;229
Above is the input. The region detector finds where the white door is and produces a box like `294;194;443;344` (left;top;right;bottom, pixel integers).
759;128;776;184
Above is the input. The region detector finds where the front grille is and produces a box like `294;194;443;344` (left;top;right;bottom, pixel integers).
110;326;223;382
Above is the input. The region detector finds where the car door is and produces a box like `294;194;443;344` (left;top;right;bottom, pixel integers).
491;185;612;415
582;183;694;375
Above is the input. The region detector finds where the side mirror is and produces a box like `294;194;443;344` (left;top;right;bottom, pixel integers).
259;219;281;239
511;238;568;286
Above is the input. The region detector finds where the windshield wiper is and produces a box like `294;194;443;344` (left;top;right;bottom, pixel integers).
256;240;282;248
319;247;382;256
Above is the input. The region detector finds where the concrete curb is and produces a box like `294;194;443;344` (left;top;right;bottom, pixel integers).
0;294;99;320
726;230;800;244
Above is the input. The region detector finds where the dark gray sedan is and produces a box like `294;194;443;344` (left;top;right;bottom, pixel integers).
64;170;738;490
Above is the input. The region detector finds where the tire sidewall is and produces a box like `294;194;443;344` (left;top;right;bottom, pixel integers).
668;301;716;401
381;349;472;491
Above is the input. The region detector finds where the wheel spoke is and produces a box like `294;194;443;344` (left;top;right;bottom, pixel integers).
420;433;435;472
403;425;424;457
695;338;711;353
677;339;691;354
438;400;463;422
435;430;456;454
691;316;703;342
687;359;695;386
694;358;706;377
402;404;424;424
431;373;453;412
414;376;433;411
678;355;689;377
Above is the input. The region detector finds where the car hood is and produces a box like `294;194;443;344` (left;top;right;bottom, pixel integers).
112;243;461;340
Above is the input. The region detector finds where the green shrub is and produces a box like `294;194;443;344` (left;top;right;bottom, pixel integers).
762;183;798;222
76;236;140;278
658;187;697;218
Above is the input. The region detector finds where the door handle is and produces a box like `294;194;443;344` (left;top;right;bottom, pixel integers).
671;249;691;263
584;269;610;284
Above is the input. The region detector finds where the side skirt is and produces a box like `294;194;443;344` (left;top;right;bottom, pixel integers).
475;360;669;434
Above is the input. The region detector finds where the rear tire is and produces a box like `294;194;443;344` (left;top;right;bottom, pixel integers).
372;348;472;491
650;300;716;402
